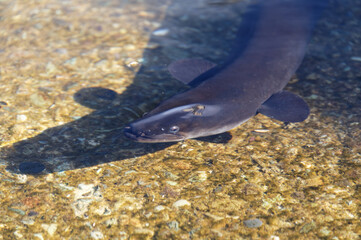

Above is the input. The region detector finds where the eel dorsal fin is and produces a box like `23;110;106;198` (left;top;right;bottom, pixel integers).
258;91;310;122
168;59;216;85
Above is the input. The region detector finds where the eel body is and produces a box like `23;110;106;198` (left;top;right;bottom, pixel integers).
124;0;327;142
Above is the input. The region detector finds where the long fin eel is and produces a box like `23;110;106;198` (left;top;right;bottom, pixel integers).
124;0;327;142
168;59;216;85
168;4;261;87
257;91;310;122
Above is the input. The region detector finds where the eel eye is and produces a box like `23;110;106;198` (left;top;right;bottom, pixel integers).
169;126;179;134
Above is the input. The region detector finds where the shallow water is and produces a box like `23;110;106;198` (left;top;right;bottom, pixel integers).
0;0;360;239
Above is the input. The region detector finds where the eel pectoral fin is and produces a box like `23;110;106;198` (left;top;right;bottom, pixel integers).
257;91;310;122
168;59;216;85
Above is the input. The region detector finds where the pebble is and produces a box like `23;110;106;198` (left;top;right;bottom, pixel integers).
146;42;160;49
41;223;57;236
64;57;77;66
152;28;169;36
33;233;44;240
318;227;331;237
104;218;117;227
243;218;263;228
351;56;361;61
254;129;269;133
30;93;48;107
127;61;139;68
72;184;102;217
124;44;136;51
94;59;107;68
22;218;35;225
14;231;23;238
173;199;191;208
134;228;154;236
94;205;111;216
204;213;224;221
8;207;26;216
16;114;27;122
46;62;58;74
188;171;207;182
164;171;179;180
270;236;280;240
300;221;316;233
91;230;104;239
167;220;179;231
306;73;319;80
54;48;68;54
166;181;178;186
154;205;165;212
16;174;27;183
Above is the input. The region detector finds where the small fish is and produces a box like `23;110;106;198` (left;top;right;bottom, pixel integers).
124;0;327;143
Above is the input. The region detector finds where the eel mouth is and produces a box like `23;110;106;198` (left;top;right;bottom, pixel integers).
123;126;185;143
123;126;138;140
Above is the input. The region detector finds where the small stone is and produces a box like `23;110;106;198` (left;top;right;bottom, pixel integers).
119;231;127;238
28;211;39;217
164;171;179;180
291;191;305;199
94;206;111;216
204;213;224;221
304;176;323;187
269;236;280;240
167;221;179;231
300;221;316;233
14;231;23;238
253;129;269;133
351;56;361;62
16;174;27;183
30;93;48;107
171;160;192;170
318;227;331;237
152;28;169;36
154;205;165;212
104;218;117;227
127;61;139;68
188;171;208;182
91;230;104;239
54;48;68;54
133;228;154;236
307;94;319;99
173;199;191;208
46;62;58;74
146;42;160;49
166;181;178;186
94;59;107;68
124;44;136;51
33;233;44;240
306;73;319;80
41;223;57;236
22;218;35;225
243;218;263;228
8;207;26;216
72;184;102;217
124;170;137;175
64;57;77;65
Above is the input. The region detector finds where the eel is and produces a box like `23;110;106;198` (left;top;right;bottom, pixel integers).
124;0;327;143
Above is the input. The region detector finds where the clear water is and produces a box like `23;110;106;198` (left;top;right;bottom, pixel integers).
0;0;360;239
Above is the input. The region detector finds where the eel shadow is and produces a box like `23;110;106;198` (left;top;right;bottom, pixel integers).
2;0;243;174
